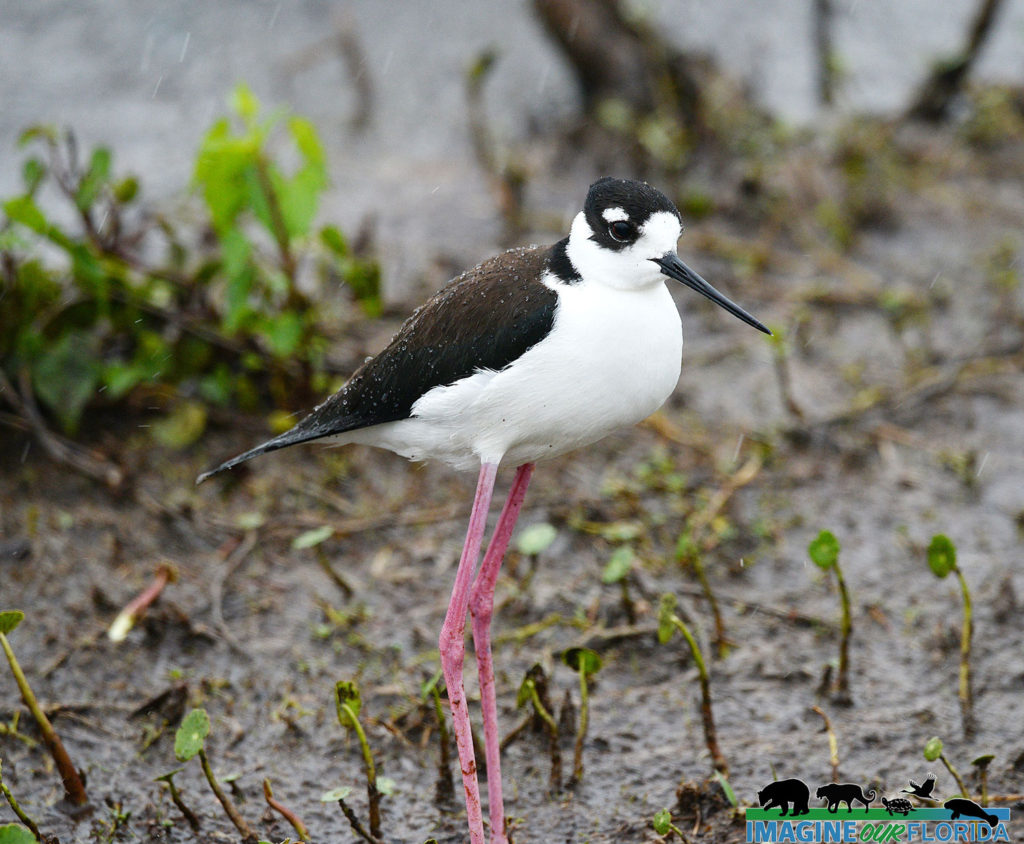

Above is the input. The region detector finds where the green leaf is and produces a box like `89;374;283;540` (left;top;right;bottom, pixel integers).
515;674;537;709
335;681;361;729
927;534;957;579
0;610;25;635
652;809;672;835
230;83;261;124
320;786;352;802
320;224;349;257
598;520;644;542
0;824;39;844
923;736;943;762
75;146;112;211
376;776;396;795
175;708;211;761
292;525;334;550
261;311;304;357
713;770;738;807
21;158;45;194
113;176;139;203
3;195;49;234
515;523;557;556
808;529;840;570
151;401;208;449
602;546;634;584
562;647;602;676
657;594;677;645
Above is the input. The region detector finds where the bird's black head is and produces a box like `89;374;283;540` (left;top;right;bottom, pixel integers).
582;177;682;252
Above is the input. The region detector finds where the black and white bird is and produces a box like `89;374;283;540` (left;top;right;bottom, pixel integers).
199;177;769;844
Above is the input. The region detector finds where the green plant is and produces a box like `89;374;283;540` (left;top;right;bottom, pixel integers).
0;88;378;443
652;807;687;840
658;594;728;776
808;529;852;703
927;534;975;736
174;708;256;841
0;824;37;844
0;610;88;806
334;681;384;841
602;545;638;624
561;647;602;783
263;779;310;843
515;664;561;792
154;768;200;832
923;736;969;799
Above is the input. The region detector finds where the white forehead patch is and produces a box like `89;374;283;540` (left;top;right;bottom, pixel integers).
641;211;682;249
601;207;630;223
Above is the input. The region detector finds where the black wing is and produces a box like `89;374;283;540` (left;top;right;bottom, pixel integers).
198;245;559;482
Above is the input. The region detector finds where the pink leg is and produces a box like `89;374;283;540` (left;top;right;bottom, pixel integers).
469;462;535;844
439;461;499;844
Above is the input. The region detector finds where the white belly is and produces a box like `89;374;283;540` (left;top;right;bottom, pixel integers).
346;280;683;470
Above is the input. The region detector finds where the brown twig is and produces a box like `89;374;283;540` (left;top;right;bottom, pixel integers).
108;563;177;641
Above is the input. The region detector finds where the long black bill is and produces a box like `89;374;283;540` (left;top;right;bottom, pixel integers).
653;253;771;335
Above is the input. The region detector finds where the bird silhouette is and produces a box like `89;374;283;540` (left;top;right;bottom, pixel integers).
902;776;937;799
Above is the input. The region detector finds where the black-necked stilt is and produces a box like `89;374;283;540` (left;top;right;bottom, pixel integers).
198;177;769;844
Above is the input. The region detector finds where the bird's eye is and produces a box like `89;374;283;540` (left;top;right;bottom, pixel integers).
609;220;635;242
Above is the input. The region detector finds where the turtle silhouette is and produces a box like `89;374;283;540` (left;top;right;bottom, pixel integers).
882;797;913;816
757;778;810;816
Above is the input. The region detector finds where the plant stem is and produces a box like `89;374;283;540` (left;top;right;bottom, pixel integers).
572;665;589;783
670;616;728;776
338;796;380;844
160;775;201;831
833;562;852;702
954;567;975;737
0;631;88;806
342;702;381;839
1;759;43;841
197;748;255;841
263;778;310;842
430;684;455;804
939;752;970;799
524;679;561;792
811;705;840;782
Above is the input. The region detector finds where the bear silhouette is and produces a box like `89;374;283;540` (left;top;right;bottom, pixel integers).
944;798;999;828
757;778;810;816
816;783;875;812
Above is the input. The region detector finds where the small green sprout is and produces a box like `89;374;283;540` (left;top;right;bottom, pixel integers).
515;665;561;791
174;708;256;841
971;753;995;806
923;736;968;798
514;523;557;590
927;534;975;736
421;672;454;804
561;647;603;783
154;768;201;832
658;594;728;776
335;681;383;840
653;807;687;839
0;610;88;806
808;530;853;703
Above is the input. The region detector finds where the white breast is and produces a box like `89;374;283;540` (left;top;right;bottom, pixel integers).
352;274;683;470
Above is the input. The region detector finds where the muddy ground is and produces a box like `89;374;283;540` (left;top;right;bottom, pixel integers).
3;119;1024;842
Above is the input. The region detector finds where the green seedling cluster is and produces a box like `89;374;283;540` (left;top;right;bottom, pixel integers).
808;530;853;703
515;664;562;792
1;84;378;440
926;534;975;736
658;594;729;777
0;610;88;807
653;807;687;840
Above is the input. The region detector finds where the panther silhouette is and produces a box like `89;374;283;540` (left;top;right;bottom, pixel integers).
816;783;875;813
